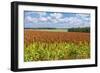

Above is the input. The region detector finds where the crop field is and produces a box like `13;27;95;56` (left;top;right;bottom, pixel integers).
24;29;90;62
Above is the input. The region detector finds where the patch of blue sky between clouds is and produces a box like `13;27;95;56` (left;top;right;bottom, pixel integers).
24;11;90;28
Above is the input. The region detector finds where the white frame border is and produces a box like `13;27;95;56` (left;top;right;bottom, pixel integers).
18;5;96;69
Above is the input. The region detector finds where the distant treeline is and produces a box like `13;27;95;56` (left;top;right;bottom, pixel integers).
68;27;90;32
25;27;90;32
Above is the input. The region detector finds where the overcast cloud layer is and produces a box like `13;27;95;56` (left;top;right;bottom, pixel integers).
24;11;90;28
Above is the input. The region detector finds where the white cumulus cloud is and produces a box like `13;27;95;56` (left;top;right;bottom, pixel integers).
39;17;48;22
68;17;83;25
50;13;63;19
25;16;38;23
37;12;47;17
76;14;90;21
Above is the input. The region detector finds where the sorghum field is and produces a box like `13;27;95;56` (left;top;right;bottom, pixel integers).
24;29;90;62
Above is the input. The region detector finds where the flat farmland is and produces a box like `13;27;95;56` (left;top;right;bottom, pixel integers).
24;29;90;62
24;29;90;45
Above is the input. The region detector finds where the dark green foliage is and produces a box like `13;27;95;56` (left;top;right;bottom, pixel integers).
68;27;90;32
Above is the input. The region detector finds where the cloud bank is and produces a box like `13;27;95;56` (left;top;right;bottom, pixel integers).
24;11;90;28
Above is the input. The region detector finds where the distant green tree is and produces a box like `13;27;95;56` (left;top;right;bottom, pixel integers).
68;27;90;32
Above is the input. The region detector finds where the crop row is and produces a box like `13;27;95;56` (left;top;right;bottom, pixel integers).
24;42;90;61
24;29;90;46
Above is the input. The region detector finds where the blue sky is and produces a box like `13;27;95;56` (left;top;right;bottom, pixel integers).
24;11;90;28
